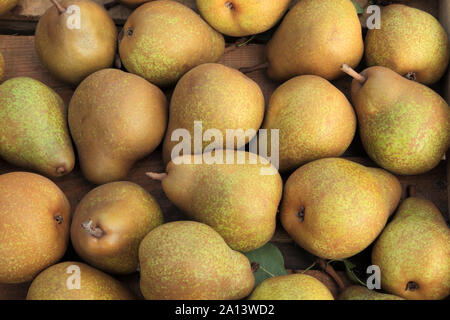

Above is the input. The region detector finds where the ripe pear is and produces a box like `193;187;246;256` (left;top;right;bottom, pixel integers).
263;75;356;172
35;0;117;85
347;65;450;175
118;0;149;8
119;0;225;87
248;274;334;300
0;77;75;177
26;262;134;300
71;181;164;274
0;52;4;82
147;150;282;252
139;221;255;300
0;0;17;16
339;286;405;300
266;0;363;81
162;63;264;164
196;0;291;37
0;172;70;284
68;68;168;184
372;197;450;300
280;158;401;260
365;4;449;85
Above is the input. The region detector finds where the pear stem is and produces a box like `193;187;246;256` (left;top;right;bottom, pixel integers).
316;259;346;291
240;62;269;74
50;0;66;14
82;219;104;238
341;64;366;84
146;172;168;181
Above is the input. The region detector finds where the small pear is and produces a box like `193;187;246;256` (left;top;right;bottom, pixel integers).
148;150;282;252
281;158;401;260
372;197;450;300
35;0;117;85
26;262;134;300
0;172;70;284
0;77;75;177
0;0;18;16
71;181;164;274
139;221;255;300
248;274;334;300
69;68;168;184
339;286;405;300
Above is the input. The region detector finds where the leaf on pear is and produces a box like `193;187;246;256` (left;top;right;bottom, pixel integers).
342;259;366;286
351;0;364;14
244;243;288;286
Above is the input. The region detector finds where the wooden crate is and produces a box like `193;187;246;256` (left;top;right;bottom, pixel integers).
0;0;448;300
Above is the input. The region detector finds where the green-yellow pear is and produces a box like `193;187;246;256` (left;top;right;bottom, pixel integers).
119;0;225;87
0;0;17;16
71;182;164;274
263;75;356;172
266;0;363;81
345;65;450;175
280;158;401;260
0;77;75;177
339;286;405;300
162;63;264;164
148;151;282;252
196;0;291;37
0;172;70;284
365;4;449;85
69;68;168;184
248;274;334;300
35;0;117;85
0;52;4;82
139;221;255;300
372;197;450;300
26;262;135;300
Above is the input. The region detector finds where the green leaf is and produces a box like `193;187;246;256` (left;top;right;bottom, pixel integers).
342;259;366;286
351;0;364;14
244;243;288;286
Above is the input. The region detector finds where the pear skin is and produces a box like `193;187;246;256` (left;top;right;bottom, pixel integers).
372;197;450;300
139;221;255;300
0;77;75;177
0;52;4;82
0;0;18;16
0;172;70;284
339;286;405;300
280;158;401;260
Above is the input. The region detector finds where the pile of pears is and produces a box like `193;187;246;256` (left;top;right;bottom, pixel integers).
0;0;449;301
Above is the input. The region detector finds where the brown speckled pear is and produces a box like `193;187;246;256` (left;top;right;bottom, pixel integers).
348;66;450;175
0;77;75;177
263;75;356;172
119;0;225;87
196;0;291;37
26;262;135;300
162;63;264;164
118;0;149;8
0;172;70;284
372;197;450;300
0;0;17;16
280;158;401;260
35;0;117;85
248;274;334;300
71;182;164;274
68;68;168;185
266;0;363;81
139;221;255;300
339;286;405;300
365;4;449;85
0;52;4;82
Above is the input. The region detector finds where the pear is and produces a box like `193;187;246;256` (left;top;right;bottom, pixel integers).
365;4;449;85
372;197;450;300
280;157;401;260
0;0;17;16
339;286;405;300
266;0;363;81
119;0;225;87
0;172;70;284
0;77;75;177
147;150;282;252
0;52;4;82
26;262;134;300
196;0;291;37
68;68;168;184
345;65;450;175
162;63;264;164
35;0;117;85
248;274;334;300
139;221;255;300
71;181;164;274
263;75;356;172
